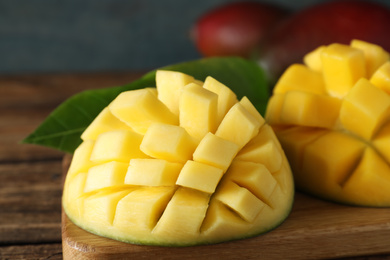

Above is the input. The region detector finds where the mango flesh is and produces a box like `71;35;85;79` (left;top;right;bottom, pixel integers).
266;39;390;207
63;70;294;246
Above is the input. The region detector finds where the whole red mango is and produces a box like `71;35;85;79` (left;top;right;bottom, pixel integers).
192;1;289;58
259;0;390;82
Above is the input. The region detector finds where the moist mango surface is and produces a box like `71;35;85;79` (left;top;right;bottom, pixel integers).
62;70;294;246
266;39;390;207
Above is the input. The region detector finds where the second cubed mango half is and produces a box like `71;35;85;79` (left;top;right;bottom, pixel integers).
266;39;390;207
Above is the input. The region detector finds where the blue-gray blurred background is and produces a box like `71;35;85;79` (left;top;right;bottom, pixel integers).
1;0;389;74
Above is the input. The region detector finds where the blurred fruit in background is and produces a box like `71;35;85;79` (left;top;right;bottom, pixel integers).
260;0;390;83
191;1;290;58
192;0;390;84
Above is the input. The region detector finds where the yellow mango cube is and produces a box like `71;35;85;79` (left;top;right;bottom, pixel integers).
84;161;129;192
370;61;390;94
109;89;178;134
202;76;237;125
81;108;132;141
200;200;246;240
216;103;261;149
68;140;95;176
153;188;210;242
63;172;88;218
156;70;196;115
215;181;265;222
272;164;293;196
265;94;284;125
176;160;224;194
125;159;183;186
193;132;239;172
90;130;148;163
140;123;197;163
301;131;366;192
275;126;327;172
225;161;277;205
114;187;175;235
321;43;366;98
273;64;325;95
83;190;131;227
236;125;282;173
343;148;390;206
350;39;390;78
145;87;157;96
179;83;218;141
373;121;390;163
303;45;326;72
239;96;265;125
339;78;390;140
280;91;341;129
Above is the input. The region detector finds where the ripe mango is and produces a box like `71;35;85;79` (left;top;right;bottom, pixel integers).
62;70;294;246
266;40;390;207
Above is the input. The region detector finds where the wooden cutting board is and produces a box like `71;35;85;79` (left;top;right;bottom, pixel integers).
61;155;390;260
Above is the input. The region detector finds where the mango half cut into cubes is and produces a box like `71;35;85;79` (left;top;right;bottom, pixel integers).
62;70;294;246
266;39;390;207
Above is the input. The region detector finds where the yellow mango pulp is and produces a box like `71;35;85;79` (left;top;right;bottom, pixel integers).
266;39;390;207
83;189;132;229
264;94;284;125
280;90;341;128
370;61;390;94
125;159;183;186
351;39;390;78
273;64;325;95
81;108;133;141
62;71;294;246
321;43;367;98
193;132;239;173
339;78;390;140
156;70;195;116
216;180;266;222
140;123;197;163
215;103;262;149
67;140;96;177
225;161;277;204
109;88;178;134
152;187;210;242
203;76;238;125
114;186;175;237
303;45;326;72
90;130;148;163
84;161;128;192
179;83;219;141
176;160;224;194
236;125;283;173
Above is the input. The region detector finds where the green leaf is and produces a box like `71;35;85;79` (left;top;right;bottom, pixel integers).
23;57;269;153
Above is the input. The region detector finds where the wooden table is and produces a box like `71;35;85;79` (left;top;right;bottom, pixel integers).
1;72;389;259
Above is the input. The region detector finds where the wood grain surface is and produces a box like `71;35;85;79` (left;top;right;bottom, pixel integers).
2;71;390;259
